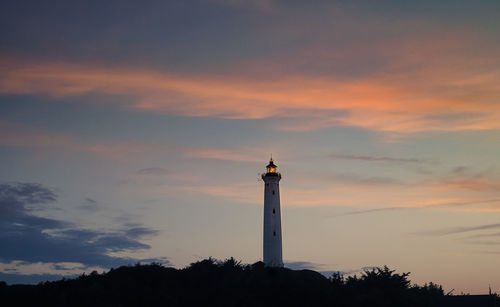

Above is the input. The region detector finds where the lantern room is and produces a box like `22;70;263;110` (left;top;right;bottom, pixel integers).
266;158;278;174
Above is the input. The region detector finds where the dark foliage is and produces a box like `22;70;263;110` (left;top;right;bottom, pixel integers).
331;266;443;307
0;259;447;307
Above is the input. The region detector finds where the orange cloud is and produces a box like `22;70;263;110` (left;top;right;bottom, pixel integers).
1;55;499;134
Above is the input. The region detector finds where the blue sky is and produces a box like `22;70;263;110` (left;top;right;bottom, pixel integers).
1;0;500;294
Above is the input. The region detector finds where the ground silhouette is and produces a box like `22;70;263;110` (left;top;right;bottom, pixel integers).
0;258;497;306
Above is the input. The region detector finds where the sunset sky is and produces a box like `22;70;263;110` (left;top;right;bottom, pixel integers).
1;0;500;294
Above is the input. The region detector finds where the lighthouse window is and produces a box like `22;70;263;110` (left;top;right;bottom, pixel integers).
272;208;275;214
273;231;276;236
272;190;275;195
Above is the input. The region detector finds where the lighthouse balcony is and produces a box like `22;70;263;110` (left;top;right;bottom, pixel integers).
261;172;281;180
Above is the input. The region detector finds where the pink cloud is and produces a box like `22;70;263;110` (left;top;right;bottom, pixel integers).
1;47;499;134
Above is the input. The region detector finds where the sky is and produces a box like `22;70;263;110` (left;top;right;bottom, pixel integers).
0;0;499;294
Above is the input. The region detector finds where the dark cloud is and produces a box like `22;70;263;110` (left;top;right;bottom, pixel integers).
329;154;423;164
0;272;69;285
0;182;66;230
2;0;284;73
0;256;172;285
84;197;97;204
0;182;56;213
137;167;170;176
133;256;170;264
0;182;163;270
126;227;159;239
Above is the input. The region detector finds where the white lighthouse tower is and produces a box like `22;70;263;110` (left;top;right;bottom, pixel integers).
262;158;283;267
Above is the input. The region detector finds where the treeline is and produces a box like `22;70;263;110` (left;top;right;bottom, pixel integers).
1;258;445;306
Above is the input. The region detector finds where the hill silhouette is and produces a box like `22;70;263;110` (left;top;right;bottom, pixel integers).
0;257;497;306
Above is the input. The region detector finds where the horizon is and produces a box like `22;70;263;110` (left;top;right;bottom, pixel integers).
1;0;500;294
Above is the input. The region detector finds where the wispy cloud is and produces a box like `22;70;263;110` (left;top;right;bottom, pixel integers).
0;120;271;162
416;223;500;236
173;184;260;204
0;121;79;150
213;0;275;12
429;168;500;191
330;198;500;217
137;168;171;176
480;251;500;255
423;198;500;209
182;147;271;162
1;52;499;134
331;174;404;186
78;197;99;211
329;154;423;164
334;207;405;217
84;197;97;204
310;172;406;187
467;232;500;239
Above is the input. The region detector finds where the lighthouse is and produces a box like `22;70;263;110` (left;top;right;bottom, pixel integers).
262;158;283;267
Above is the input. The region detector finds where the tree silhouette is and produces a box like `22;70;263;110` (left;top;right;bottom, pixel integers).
0;258;460;307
